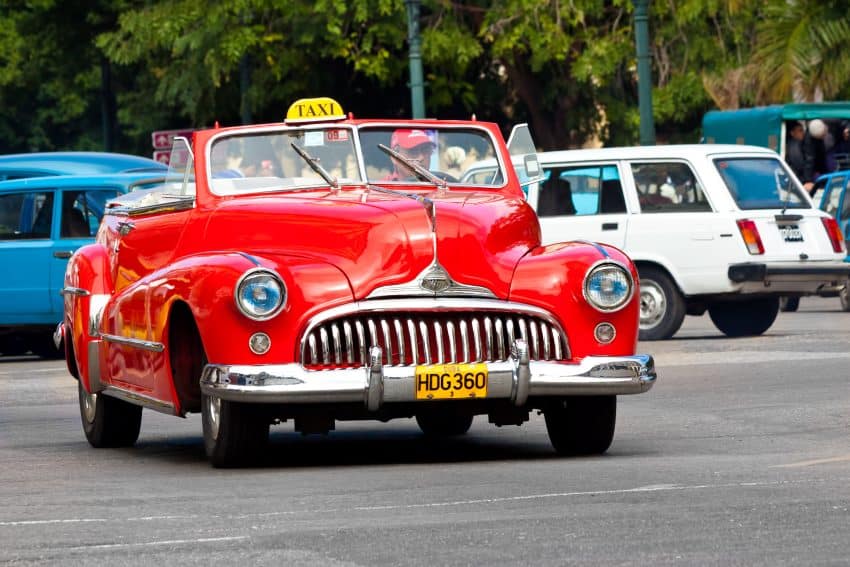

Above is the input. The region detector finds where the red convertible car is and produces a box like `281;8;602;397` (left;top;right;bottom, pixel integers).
60;97;656;467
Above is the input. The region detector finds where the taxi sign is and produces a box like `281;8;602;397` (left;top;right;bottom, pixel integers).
285;97;346;124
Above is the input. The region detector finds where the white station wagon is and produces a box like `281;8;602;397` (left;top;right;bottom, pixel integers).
528;145;850;340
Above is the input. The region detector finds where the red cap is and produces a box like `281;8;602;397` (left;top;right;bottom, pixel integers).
391;129;435;150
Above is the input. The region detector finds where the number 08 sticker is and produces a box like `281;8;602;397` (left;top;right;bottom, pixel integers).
414;363;488;400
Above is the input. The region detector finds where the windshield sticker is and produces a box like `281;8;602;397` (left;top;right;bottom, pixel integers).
304;131;324;147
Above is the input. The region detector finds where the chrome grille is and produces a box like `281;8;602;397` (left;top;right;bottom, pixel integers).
301;311;568;368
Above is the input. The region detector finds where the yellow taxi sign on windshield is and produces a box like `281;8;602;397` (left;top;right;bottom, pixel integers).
285;97;346;124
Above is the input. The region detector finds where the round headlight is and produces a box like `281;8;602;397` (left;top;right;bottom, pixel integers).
584;263;633;312
235;270;286;320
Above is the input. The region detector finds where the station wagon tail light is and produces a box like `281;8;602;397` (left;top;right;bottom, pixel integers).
235;269;286;320
583;263;633;312
821;217;846;253
736;219;764;255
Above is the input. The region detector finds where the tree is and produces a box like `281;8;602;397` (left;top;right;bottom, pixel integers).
751;0;850;102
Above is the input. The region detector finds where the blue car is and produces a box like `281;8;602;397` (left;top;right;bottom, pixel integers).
0;172;166;357
813;170;850;311
0;151;166;181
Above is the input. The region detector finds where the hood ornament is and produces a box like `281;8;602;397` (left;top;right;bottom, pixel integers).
364;179;496;299
420;264;452;293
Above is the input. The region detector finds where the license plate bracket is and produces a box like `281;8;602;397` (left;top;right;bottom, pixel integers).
414;363;488;400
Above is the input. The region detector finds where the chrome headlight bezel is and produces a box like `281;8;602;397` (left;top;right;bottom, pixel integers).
582;261;634;313
234;268;286;321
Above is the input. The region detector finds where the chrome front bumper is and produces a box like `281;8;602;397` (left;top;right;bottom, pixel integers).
200;340;656;410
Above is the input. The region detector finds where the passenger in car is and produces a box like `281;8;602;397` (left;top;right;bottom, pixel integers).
62;208;89;237
537;172;575;217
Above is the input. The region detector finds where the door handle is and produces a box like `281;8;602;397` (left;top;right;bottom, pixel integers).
53;251;72;259
117;221;135;236
601;222;618;230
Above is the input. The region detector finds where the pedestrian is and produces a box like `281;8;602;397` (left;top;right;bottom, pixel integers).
785;121;816;194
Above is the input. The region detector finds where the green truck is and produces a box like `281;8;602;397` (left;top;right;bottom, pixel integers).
702;102;850;164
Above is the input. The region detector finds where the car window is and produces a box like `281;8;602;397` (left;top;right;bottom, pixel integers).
631;162;712;213
60;189;119;238
0;191;54;239
822;176;845;217
538;164;625;217
714;157;810;210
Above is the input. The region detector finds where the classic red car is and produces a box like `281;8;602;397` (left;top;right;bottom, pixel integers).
60;97;656;467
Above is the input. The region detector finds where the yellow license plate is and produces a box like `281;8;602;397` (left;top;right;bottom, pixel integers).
414;363;488;400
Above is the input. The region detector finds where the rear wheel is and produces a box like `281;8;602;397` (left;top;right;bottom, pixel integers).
779;296;800;312
638;266;686;341
544;396;616;456
708;297;780;337
840;283;850;312
415;412;474;437
202;394;269;468
79;383;142;448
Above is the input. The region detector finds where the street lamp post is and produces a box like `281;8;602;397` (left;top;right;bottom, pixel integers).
633;0;655;145
404;0;426;118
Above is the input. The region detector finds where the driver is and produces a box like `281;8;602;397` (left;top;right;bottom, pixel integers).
384;128;436;181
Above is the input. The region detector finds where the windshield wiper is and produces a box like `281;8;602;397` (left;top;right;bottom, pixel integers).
377;143;447;189
291;142;338;189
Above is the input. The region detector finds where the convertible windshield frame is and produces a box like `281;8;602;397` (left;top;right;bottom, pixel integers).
206;124;362;197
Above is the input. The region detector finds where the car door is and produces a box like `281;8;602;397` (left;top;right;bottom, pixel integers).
535;162;629;249
49;187;122;315
0;190;56;324
624;159;737;294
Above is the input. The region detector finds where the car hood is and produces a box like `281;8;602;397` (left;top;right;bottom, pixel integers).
202;188;541;299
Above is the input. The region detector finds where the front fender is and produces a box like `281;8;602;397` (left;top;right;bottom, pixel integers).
509;241;640;359
64;243;114;392
111;252;355;367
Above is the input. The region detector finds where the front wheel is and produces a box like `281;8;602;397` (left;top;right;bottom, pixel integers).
708;297;779;337
202;394;269;468
415;412;474;437
79;383;142;448
638;267;686;341
544;396;616;456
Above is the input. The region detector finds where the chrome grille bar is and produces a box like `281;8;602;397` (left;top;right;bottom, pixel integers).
302;309;569;367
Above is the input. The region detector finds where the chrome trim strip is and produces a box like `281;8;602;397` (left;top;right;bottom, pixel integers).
88;294;110;337
61;286;90;297
199;350;657;406
101;333;165;352
102;385;175;415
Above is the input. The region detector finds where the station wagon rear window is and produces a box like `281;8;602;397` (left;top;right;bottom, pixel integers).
713;157;810;210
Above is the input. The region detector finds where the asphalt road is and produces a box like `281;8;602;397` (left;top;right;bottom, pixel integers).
1;298;848;566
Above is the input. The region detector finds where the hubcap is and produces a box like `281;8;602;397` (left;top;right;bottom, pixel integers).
206;395;221;440
639;279;666;329
82;390;98;423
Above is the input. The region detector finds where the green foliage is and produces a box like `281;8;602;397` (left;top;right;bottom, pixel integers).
0;0;848;155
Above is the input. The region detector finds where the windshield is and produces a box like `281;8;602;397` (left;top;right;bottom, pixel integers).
208;127;361;195
713;157;811;210
358;127;503;186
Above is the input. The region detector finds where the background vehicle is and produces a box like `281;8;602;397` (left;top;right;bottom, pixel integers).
60;98;656;467
813;170;850;311
0;151;166;181
532;145;850;340
0;173;164;357
702;102;850;164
